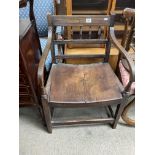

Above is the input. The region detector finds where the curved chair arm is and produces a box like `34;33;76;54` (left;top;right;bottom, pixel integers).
110;27;135;92
38;26;53;95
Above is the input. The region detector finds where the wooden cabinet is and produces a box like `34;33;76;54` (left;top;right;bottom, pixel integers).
19;0;42;107
19;19;41;107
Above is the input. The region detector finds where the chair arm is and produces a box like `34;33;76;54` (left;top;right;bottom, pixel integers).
38;26;52;95
110;27;135;92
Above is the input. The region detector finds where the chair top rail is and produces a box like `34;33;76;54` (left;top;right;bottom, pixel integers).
48;14;115;27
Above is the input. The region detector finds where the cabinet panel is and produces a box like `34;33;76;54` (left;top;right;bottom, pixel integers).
19;22;41;106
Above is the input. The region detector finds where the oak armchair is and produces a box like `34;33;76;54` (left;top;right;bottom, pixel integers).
38;14;135;133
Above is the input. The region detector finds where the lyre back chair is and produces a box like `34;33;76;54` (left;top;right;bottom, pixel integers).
117;8;135;126
38;14;135;133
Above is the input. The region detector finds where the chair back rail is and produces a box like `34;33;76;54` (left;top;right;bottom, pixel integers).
47;14;115;63
49;15;114;26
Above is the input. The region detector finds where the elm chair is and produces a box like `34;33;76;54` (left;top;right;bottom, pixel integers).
117;8;135;126
19;0;62;71
38;14;135;133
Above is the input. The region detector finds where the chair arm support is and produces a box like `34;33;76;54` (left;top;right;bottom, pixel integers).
38;26;52;95
110;27;135;92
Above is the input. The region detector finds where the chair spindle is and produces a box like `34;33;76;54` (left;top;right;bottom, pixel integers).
80;26;82;39
98;26;102;39
89;26;92;39
71;26;73;39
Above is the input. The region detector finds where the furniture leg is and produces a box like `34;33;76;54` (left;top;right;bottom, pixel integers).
42;97;52;133
105;106;112;118
112;99;126;129
108;105;114;117
38;106;46;126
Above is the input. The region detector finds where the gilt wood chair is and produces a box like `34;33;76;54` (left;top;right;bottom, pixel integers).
117;8;135;126
38;14;135;133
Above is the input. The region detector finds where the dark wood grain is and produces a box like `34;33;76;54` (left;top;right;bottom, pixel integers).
19;0;42;107
48;14;115;63
55;54;106;60
53;39;108;44
19;23;41;107
52;118;114;127
38;15;133;133
49;63;123;104
49;15;114;26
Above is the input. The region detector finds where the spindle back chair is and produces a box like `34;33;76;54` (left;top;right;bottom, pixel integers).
38;14;135;133
49;15;115;63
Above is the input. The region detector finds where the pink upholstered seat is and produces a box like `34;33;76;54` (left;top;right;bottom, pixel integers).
119;60;135;94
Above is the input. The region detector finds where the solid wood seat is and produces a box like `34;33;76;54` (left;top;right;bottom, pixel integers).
49;63;123;104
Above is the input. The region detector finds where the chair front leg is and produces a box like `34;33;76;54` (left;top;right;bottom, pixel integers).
41;96;52;133
112;97;127;129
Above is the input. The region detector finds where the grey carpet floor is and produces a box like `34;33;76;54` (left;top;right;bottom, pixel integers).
19;106;135;155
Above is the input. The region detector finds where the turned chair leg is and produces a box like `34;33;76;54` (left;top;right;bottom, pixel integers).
112;99;126;129
42;98;52;133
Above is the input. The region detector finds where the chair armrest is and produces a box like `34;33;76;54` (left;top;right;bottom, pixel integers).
110;27;135;92
38;26;52;95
